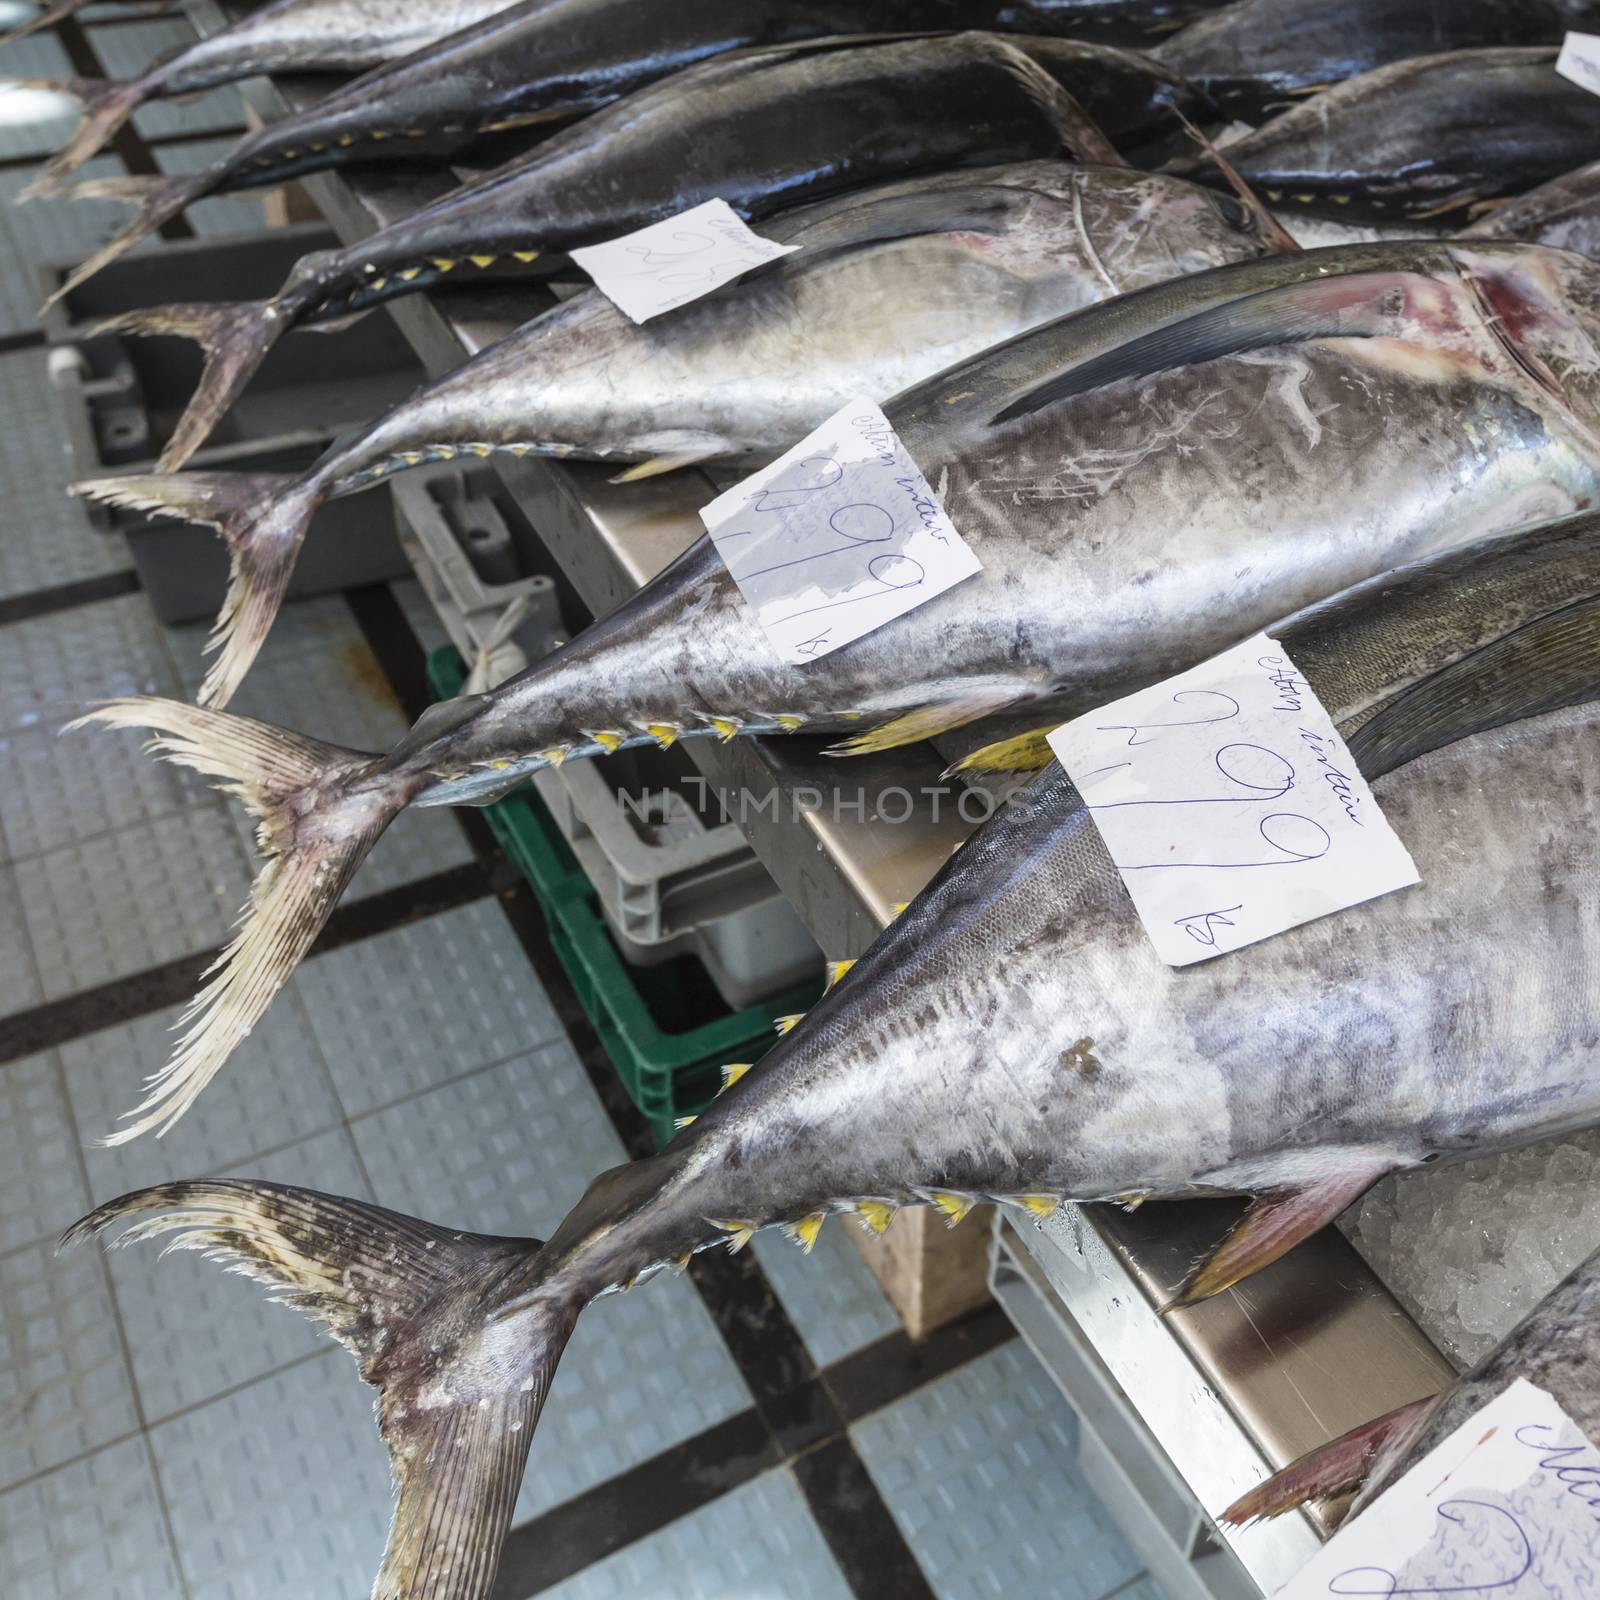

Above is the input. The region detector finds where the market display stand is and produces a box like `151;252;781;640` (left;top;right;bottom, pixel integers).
182;19;1456;1595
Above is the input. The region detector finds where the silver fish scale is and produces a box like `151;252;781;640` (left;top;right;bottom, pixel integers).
682;696;1600;1234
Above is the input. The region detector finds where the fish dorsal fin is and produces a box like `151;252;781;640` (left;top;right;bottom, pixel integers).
390;691;492;761
989;265;1425;426
1346;591;1600;780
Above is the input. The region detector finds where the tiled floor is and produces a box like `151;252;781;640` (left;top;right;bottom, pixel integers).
0;24;1169;1592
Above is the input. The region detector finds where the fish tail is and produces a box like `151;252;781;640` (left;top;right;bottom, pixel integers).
64;698;405;1139
45;169;213;310
75;298;290;470
65;1180;573;1600
13;75;153;198
71;468;324;706
1219;1396;1440;1527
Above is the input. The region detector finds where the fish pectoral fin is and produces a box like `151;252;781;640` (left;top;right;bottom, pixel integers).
990;265;1438;427
944;725;1059;776
1164;1159;1396;1309
826;687;1028;759
1219;1395;1441;1527
610;451;716;484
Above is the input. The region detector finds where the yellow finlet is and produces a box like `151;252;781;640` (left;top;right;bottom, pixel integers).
467;443;493;459
369;278;388;292
709;1217;756;1253
825;959;855;988
673;1114;696;1131
770;713;805;732
772;1012;804;1036
589;729;626;754
854;1200;897;1236
889;902;910;920
512;249;540;263
469;254;497;268
922;1189;976;1227
646;721;681;749
399;451;423;466
719;1062;752;1092
489;759;514;772
947;726;1058;776
1013;1194;1060;1221
539;745;571;767
397;267;421;282
707;716;741;743
431;258;457;272
787;1212;826;1253
677;1249;694;1271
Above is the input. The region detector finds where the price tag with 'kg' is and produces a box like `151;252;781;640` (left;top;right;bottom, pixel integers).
699;397;983;665
1048;634;1420;966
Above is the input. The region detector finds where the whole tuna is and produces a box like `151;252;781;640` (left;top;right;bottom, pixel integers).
1155;0;1600;114
71;239;1600;1140
1223;1242;1600;1527
64;31;1191;467
67;505;1600;1600
1461;159;1600;259
1181;48;1600;223
75;159;1275;705
7;0;518;196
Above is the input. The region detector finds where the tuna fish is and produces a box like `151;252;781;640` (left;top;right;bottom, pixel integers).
65;503;1600;1600
67;239;1600;1140
1461;159;1600;260
1179;47;1600;223
1154;0;1600;114
1223;1242;1600;1527
74;158;1278;705
7;0;519;197
59;31;1191;465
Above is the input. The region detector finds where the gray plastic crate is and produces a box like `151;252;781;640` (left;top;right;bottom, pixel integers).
41;224;418;623
395;461;821;1011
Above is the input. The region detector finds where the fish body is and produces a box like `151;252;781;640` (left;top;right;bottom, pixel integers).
72;240;1600;1142
71;507;1600;1600
1462;159;1600;260
76;160;1276;703
1189;48;1600;224
1155;0;1600;114
12;0;520;193
80;30;1193;467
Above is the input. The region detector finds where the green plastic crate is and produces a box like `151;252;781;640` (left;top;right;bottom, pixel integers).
429;646;821;1145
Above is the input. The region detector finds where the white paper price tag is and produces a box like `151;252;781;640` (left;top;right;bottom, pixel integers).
1558;32;1600;95
569;199;797;324
700;397;982;665
1277;1378;1600;1598
1047;635;1418;966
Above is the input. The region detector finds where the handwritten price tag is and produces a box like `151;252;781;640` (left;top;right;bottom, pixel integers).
1047;634;1418;966
570;199;797;324
1277;1378;1600;1598
1558;32;1600;96
700;397;982;665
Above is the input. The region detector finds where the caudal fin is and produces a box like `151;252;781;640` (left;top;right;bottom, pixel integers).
10;75;152;197
45;169;214;310
66;1180;575;1599
65;698;406;1139
1219;1396;1440;1526
75;299;289;470
72;470;323;706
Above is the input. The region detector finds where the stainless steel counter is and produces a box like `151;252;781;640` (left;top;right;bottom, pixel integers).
176;23;1457;1592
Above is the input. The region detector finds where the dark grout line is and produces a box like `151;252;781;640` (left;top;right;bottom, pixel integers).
0;859;492;1064
347;581;944;1600
0;568;141;627
0;329;47;356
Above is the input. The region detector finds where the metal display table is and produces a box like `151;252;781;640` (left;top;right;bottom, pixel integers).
181;22;1456;1596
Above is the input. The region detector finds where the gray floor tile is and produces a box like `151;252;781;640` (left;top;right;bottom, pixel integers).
751;1220;899;1369
0;342;132;601
852;1342;1141;1600
0;589;177;735
1;1434;186;1600
16;802;253;998
163;591;364;689
105;1126;369;1423
151;1349;392;1600
1;715;216;862
62;984;340;1195
354;1047;752;1521
0;1051;88;1255
391;574;451;657
539;1467;853;1600
0;865;44;1012
0;1234;139;1488
301;898;561;1115
0;33;81;160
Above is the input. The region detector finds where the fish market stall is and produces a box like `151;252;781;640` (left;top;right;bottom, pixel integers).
166;11;1480;1597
